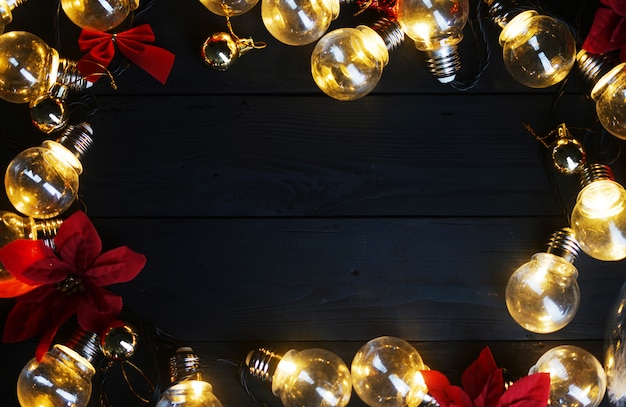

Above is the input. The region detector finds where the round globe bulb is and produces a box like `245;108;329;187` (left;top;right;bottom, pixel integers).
156;381;223;407
351;336;428;407
499;10;576;88
61;0;139;31
529;345;607;407
505;252;580;333
271;348;352;407
571;179;626;261
198;0;259;17
396;0;468;82
311;25;389;101
605;281;626;404
0;31;60;104
17;344;96;407
590;63;626;140
261;0;340;45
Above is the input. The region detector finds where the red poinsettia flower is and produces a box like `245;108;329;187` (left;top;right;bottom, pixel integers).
583;0;626;61
421;347;551;407
0;211;146;361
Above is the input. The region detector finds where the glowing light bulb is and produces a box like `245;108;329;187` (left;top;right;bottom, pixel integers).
484;1;576;88
311;18;404;101
577;50;626;140
570;164;626;261
351;336;429;407
0;0;26;33
198;0;259;17
605;281;626;405
156;347;223;407
61;0;139;31
396;0;469;83
505;228;581;334
0;211;62;297
529;345;606;407
245;347;352;407
261;0;341;46
5;122;94;219
17;330;102;407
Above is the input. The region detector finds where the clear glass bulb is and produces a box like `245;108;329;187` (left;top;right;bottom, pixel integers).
571;168;626;261
156;381;223;407
498;10;576;88
505;252;580;333
605;281;626;405
261;0;340;46
311;25;389;101
589;62;626;140
198;0;259;17
5;123;93;219
270;348;352;407
0;211;62;297
396;0;469;83
61;0;139;32
529;345;607;407
0;0;26;33
351;336;429;407
17;344;96;407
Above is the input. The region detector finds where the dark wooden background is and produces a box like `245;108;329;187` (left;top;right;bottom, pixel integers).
0;0;623;405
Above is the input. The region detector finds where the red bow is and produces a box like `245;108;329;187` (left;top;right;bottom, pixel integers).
78;24;175;85
0;211;146;361
421;347;551;407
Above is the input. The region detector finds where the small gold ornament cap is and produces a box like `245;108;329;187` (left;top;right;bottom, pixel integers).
550;124;586;175
201;32;258;71
100;320;139;361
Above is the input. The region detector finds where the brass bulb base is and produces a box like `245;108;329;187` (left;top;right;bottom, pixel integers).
371;18;404;52
169;347;202;383
245;348;282;382
576;50;619;98
545;227;580;264
424;46;461;84
56;122;94;160
580;163;615;188
63;329;103;365
56;59;91;94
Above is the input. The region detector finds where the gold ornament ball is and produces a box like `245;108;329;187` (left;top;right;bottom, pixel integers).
202;32;240;71
551;137;586;174
101;321;139;361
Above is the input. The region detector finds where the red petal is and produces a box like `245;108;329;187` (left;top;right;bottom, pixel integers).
462;347;502;401
77;286;122;334
473;370;504;407
583;6;623;54
499;373;550;407
86;246;146;286
21;256;73;285
0;278;39;298
0;240;55;285
422;370;473;407
607;0;626;16
35;326;60;362
55;211;102;272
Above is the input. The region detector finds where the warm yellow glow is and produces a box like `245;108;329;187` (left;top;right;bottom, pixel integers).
198;0;259;17
572;180;626;261
591;63;626;140
261;0;340;45
61;0;139;31
156;380;223;407
505;253;579;334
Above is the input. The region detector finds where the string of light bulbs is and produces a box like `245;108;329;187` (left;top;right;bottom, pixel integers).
0;0;626;406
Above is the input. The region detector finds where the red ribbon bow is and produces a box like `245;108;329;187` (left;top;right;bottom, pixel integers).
78;24;175;85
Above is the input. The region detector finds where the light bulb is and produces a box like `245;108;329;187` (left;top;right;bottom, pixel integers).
0;0;26;33
17;330;102;407
505;228;581;334
61;0;139;32
198;0;259;17
484;1;576;88
529;345;607;407
605;281;626;405
577;50;626;140
570;164;626;261
351;336;429;407
245;347;352;407
5;122;94;219
261;0;341;46
396;0;469;83
156;347;223;407
0;211;62;297
311;18;404;101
